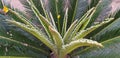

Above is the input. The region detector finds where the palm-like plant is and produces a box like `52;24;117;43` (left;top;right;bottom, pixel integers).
0;0;120;58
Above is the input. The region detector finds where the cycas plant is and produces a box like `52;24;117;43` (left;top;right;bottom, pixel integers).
0;0;120;58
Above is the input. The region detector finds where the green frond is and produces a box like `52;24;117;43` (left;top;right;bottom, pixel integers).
6;20;55;52
49;26;63;50
62;39;103;55
26;0;53;39
63;20;78;44
49;12;57;29
74;36;120;58
8;9;33;27
71;0;78;22
88;0;113;27
70;7;95;39
93;17;120;42
39;0;49;19
80;8;96;30
73;18;114;40
0;36;48;55
62;8;68;36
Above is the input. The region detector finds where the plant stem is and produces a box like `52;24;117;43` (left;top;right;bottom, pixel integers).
55;0;61;32
57;18;61;32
